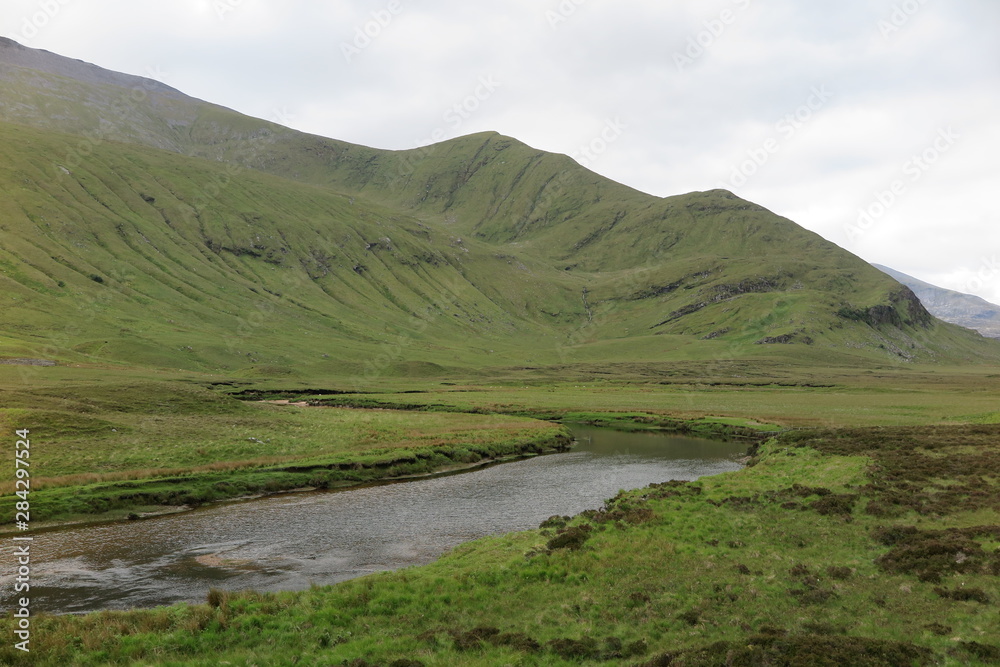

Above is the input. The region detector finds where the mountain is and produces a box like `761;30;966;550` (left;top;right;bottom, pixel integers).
1;37;998;376
873;264;1000;339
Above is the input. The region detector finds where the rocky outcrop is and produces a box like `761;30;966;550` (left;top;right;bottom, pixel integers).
837;288;932;330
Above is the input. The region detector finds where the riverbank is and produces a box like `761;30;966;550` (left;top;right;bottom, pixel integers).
0;435;572;536
1;378;780;534
0;408;763;536
6;427;747;615
5;423;998;665
0;381;573;533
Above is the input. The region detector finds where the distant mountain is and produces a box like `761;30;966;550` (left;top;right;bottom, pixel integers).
1;36;998;374
873;265;1000;339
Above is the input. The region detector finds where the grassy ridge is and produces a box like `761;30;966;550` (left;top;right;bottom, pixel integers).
2;117;999;370
4;424;997;665
0;120;578;374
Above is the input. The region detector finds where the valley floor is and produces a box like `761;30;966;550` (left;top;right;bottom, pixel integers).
1;362;999;665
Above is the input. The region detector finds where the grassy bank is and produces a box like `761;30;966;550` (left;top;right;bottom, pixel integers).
3;423;998;665
0;381;570;530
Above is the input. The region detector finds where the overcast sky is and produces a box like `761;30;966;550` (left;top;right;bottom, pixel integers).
3;0;999;303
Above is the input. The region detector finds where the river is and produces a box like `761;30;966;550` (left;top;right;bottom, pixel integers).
1;425;747;614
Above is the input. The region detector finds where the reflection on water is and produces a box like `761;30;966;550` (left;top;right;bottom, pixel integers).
0;425;747;613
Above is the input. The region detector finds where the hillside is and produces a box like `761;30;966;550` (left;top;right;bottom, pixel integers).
1;36;999;374
0;121;582;377
874;264;1000;339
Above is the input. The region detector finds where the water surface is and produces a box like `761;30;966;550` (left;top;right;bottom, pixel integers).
0;425;746;613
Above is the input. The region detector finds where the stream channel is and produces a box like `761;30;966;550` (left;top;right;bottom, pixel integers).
1;425;748;614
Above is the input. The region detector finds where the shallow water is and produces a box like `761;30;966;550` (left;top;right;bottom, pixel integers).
0;425;746;613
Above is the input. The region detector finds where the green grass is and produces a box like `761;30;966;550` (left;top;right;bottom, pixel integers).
278;363;1000;429
4;424;997;665
4;360;998;529
0;379;568;528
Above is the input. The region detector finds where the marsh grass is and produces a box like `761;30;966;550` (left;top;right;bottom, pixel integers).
294;364;1000;429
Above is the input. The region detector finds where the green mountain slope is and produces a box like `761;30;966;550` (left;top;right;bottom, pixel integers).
1;36;998;373
0;121;586;377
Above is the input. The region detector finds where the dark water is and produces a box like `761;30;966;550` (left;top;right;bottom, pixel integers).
0;426;746;613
